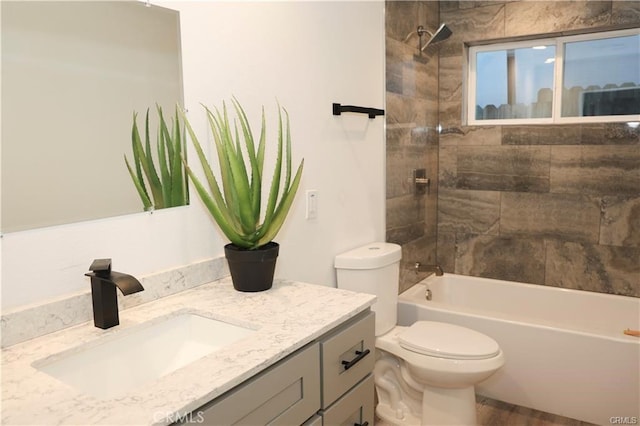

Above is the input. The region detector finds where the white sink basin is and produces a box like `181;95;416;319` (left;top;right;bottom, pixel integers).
34;313;256;399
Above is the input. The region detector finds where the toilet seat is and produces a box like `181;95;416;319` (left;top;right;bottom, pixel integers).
398;321;500;360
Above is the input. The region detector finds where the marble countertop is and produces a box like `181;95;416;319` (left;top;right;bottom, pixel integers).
1;278;375;425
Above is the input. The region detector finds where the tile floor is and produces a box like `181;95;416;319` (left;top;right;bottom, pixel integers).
374;396;598;426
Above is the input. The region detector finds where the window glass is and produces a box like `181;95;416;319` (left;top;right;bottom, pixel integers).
468;28;640;125
562;34;640;117
475;45;555;121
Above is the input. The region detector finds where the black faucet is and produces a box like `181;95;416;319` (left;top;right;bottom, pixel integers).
85;259;144;329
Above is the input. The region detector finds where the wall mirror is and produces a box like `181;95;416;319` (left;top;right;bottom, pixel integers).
1;1;184;233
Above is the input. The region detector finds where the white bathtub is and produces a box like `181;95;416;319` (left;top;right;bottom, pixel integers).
397;274;640;425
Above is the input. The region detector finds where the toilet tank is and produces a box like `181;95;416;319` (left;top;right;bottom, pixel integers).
335;243;402;336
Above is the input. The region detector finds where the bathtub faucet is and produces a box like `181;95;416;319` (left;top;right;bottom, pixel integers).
414;262;443;276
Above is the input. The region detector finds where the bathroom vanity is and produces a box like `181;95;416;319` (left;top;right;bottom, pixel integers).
1;277;376;425
194;311;375;425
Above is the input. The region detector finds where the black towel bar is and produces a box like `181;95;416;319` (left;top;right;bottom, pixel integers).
333;103;385;119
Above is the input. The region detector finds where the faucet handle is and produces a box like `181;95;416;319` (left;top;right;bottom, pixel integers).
88;258;111;277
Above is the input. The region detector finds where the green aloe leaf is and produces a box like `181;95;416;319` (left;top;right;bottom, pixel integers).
130;114;150;204
125;106;188;211
184;162;251;248
170;108;185;206
124;154;153;211
231;98;262;220
182;99;303;250
215;104;254;234
181;107;239;232
261;107;284;228
142;110;164;208
157;110;172;205
256;159;304;247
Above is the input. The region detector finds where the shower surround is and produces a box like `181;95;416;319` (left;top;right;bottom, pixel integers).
383;2;639;424
386;0;640;298
437;0;639;297
386;1;441;293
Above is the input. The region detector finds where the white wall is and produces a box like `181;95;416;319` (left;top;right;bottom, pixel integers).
0;1;386;311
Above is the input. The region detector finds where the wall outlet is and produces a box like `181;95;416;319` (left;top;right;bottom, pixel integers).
305;190;318;220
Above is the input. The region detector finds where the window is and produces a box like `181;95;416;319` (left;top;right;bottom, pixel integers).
467;28;640;125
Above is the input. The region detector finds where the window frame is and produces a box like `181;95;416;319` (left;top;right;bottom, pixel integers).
466;28;640;126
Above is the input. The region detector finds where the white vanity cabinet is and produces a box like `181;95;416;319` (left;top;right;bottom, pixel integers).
184;310;375;426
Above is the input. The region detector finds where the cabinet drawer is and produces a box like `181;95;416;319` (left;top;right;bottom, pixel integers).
320;312;375;408
303;414;323;426
321;374;374;426
194;343;320;426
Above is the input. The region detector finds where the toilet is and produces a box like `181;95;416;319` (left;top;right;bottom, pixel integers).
335;242;504;426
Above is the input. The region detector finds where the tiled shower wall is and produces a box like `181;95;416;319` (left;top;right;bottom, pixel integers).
386;1;441;292
436;1;639;297
386;1;640;297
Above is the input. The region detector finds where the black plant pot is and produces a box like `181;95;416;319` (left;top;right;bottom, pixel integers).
224;242;279;292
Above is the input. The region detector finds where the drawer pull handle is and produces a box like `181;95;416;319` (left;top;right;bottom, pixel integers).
354;422;368;426
341;349;370;370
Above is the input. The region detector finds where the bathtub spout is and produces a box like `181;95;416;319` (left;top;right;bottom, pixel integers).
414;262;443;276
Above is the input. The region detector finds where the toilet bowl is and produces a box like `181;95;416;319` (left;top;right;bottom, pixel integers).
375;322;504;425
335;243;504;425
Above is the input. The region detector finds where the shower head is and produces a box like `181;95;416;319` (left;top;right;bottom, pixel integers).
420;23;452;51
403;24;452;52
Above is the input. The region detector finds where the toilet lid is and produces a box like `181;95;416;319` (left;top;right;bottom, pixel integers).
398;321;500;360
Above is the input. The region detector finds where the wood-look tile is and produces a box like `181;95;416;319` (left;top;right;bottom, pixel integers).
387;221;425;246
386;124;410;150
387;144;431;198
386;142;410;198
456;145;550;192
550;145;640;196
612;1;640;25
455;234;546;284
439;100;464;131
386;37;439;99
398;235;437;291
438;146;458;189
438;188;501;235
386;0;640;301
502;125;582;145
503;124;640;146
501;192;601;243
580;123;640;145
416;1;440;34
439;55;462;107
437;231;456;273
504;1;610;36
413;58;439;101
440;3;506;57
387;194;425;231
439;1;460;14
476;396;599;426
545;240;640;297
377;395;600;426
440;125;502;147
385;39;404;95
386;93;436;130
600;196;640;247
385;1;421;43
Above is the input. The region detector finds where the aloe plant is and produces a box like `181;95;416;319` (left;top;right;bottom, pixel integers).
124;106;188;211
182;99;304;250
